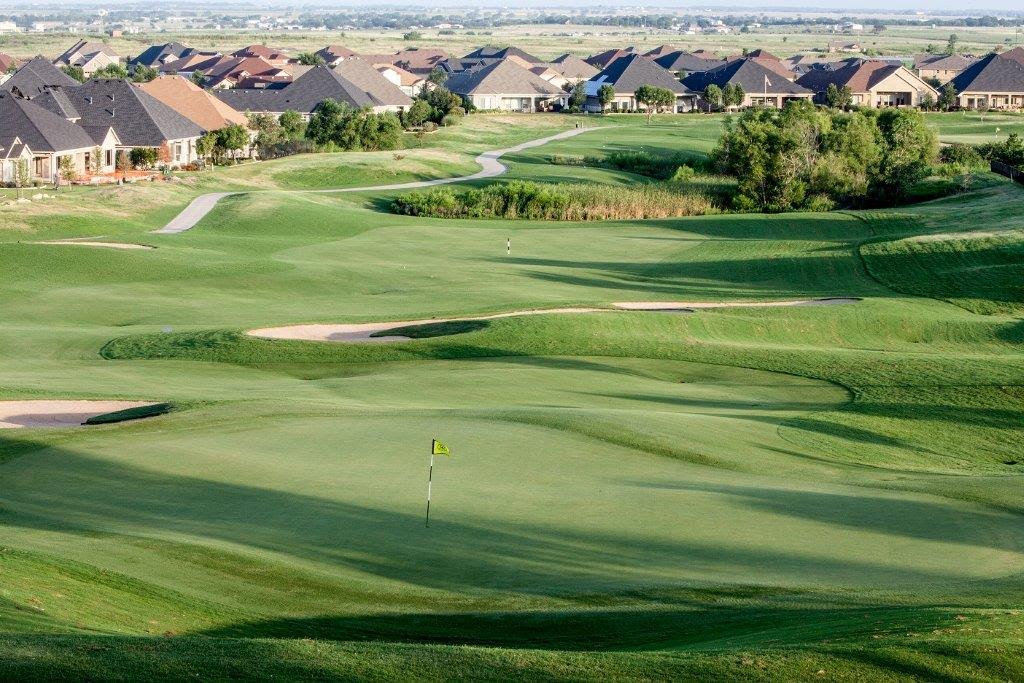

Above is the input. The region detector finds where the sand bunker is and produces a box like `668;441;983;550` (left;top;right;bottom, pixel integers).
29;239;154;250
248;298;860;343
0;400;155;429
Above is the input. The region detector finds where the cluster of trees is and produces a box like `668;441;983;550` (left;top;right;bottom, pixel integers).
702;84;746;112
197;124;250;164
306;99;404;150
247;110;307;150
60;62;158;83
401;87;466;129
713;100;938;212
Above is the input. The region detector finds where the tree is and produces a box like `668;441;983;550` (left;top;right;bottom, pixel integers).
213;124;249;162
921;92;936;111
825;83;854;109
872;108;938;203
278;109;306;139
634;84;676;124
722;83;745;110
14;158;30;191
946;33;959;55
403;31;423;41
93;62;128;79
131;64;158;82
61;65;85;82
248;112;283;150
427;67;448;86
938;83;957;111
872;23;886;34
597;84;615;112
702;84;723;112
569;80;587;111
196;131;217;160
401;99;432;128
130;147;159;169
297;52;325;66
421;87;463;122
306;99;403;151
190;70;207;87
90;146;103;174
57;155;77;182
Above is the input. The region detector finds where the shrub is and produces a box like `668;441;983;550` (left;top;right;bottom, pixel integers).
940;143;984;169
976;133;1024;167
440;114;461;127
392;180;715;221
549;154;586;166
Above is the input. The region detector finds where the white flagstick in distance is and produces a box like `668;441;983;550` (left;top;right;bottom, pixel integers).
425;449;434;527
507;236;511;255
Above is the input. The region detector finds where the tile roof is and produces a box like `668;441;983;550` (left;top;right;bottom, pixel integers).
0;52;16;72
913;53;975;71
682;58;812;96
214;66;377;114
950;50;1024;94
332;58;413;107
444;59;563;96
63;78;203;146
644;44;682;58
137;75;248;132
796;60;932;94
233;45;292;63
0;92;97;152
54;40;119;66
159;52;223;74
549;54;599;79
589;53;689;94
586;48;639;69
2;56;80;98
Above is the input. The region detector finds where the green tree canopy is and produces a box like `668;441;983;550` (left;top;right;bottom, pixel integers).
634;84;676;124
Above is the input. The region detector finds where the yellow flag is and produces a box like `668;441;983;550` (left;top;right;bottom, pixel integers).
432;439;450;456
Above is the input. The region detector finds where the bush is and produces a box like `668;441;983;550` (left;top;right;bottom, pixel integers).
940;143;984;169
129;147;159;169
976;133;1024;167
549;154;586;166
440;114;461;127
392;180;715;221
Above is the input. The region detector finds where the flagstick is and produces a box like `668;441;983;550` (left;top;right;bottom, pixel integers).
425;450;434;527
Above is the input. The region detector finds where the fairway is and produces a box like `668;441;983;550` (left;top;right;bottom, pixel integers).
1;114;1023;680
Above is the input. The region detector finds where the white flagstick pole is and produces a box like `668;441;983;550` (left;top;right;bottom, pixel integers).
425;449;435;527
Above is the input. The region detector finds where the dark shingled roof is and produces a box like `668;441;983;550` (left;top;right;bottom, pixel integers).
653;51;725;74
914;53;976;71
444;59;563;96
130;42;195;68
215;66;377;114
586;48;638;69
590;53;689;94
682;58;812;96
62;79;203;146
2;56;80;98
796;59;905;93
30;87;82;120
950;50;1024;94
0;92;96;152
463;46;540;64
332;59;413;107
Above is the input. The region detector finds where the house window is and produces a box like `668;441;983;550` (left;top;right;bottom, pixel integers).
174;143;182;162
105;149;113;167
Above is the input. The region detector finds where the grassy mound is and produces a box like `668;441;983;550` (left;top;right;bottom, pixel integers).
84;402;173;425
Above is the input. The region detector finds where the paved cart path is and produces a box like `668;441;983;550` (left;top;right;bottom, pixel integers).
154;127;596;234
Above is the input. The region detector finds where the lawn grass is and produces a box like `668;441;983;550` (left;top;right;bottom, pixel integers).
0;114;1022;679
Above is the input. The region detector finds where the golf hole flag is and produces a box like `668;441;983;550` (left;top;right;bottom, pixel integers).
426;439;451;526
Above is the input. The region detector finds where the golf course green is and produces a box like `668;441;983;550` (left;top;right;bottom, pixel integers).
0;113;1022;680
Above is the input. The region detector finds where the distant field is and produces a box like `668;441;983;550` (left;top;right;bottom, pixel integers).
1;23;1020;61
1;113;1023;679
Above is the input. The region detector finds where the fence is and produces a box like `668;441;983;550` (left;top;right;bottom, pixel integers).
991;160;1024;185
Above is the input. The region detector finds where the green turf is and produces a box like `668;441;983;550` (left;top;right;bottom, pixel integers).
0;113;1022;679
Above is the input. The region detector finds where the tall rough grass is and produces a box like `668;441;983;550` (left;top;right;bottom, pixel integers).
392;180;715;221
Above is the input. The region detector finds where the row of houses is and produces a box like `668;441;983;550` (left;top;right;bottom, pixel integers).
4;40;1024;186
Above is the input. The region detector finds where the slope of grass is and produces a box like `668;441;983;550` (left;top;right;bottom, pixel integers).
0;115;1022;680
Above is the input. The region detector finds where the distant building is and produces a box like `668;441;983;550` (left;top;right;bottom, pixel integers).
914;54;976;84
797;59;938;108
949;48;1024;110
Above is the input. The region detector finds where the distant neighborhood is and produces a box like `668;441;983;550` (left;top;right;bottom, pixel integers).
2;36;1023;186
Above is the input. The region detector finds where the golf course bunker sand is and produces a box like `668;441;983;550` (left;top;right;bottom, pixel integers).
29;239;154;250
248;298;860;343
0;400;157;429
